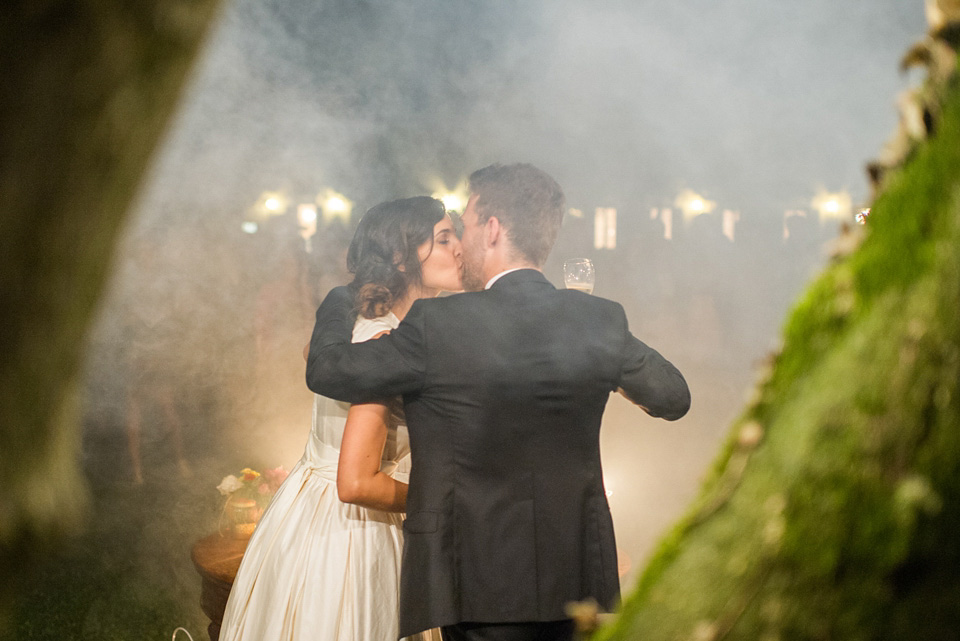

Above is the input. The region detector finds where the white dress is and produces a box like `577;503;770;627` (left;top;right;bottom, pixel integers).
219;313;441;641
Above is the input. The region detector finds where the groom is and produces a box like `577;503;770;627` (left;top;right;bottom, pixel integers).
306;163;690;641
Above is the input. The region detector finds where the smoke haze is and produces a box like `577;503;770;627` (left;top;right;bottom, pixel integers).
83;0;926;594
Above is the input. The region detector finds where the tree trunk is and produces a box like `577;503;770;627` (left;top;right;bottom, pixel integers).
599;55;960;641
0;0;222;628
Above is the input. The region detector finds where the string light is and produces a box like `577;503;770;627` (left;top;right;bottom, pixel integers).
810;189;852;221
674;189;716;220
430;178;469;214
316;189;353;224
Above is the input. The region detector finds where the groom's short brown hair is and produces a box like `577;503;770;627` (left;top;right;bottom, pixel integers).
468;163;565;267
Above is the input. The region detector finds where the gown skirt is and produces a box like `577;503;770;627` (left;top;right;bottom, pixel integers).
218;314;440;641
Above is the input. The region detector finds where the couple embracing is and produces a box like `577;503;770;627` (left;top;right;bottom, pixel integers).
220;163;690;641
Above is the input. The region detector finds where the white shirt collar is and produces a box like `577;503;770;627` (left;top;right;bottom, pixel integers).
484;267;526;290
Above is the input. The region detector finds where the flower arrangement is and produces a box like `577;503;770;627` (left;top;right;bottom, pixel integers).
217;466;289;537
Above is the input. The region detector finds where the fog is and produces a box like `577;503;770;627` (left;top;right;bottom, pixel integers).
82;0;926;592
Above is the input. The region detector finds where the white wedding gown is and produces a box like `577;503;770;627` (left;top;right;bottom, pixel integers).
219;313;441;641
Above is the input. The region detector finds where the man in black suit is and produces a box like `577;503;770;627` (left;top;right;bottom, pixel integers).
307;163;690;641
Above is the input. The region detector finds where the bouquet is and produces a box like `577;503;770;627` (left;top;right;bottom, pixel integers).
217;466;289;537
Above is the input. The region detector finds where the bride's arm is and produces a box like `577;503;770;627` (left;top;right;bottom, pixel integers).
337;401;408;512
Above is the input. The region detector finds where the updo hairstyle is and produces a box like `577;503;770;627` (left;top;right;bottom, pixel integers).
346;196;447;319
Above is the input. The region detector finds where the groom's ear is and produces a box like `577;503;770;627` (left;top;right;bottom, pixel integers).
486;216;501;247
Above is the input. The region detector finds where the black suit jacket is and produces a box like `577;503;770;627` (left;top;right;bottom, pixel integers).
306;269;690;637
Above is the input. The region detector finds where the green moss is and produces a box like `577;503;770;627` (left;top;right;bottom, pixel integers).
600;58;960;641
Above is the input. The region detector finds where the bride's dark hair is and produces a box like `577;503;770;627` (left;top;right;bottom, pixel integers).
346;196;447;319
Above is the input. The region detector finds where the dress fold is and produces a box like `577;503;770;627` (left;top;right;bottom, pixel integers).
218;314;439;641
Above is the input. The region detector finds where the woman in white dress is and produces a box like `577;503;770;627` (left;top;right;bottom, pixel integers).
219;197;463;641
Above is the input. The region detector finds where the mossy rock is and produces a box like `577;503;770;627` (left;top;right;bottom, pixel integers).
600;57;960;641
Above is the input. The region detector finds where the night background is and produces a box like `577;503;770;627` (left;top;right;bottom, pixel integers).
9;1;931;638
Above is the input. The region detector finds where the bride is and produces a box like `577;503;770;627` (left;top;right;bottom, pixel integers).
219;197;462;641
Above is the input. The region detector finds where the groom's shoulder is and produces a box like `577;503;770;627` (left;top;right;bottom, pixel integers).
553;290;632;330
557;287;625;313
406;290;484;317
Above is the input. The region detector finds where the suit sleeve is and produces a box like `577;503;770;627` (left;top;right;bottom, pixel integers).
617;317;691;421
305;286;426;403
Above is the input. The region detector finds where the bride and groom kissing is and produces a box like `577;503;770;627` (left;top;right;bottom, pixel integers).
220;163;690;641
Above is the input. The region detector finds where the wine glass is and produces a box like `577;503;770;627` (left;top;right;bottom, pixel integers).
563;258;595;294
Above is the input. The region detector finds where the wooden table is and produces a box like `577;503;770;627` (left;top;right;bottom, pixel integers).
191;533;249;641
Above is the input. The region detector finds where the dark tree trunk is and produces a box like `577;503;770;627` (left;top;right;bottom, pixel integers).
0;0;222;628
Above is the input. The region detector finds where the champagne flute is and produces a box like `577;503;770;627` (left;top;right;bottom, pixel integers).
563;258;595;294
